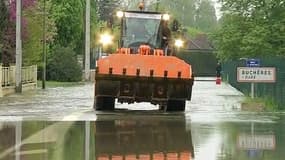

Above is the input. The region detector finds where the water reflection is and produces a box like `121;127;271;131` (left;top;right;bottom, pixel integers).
1;114;284;160
191;116;283;160
0;115;194;160
95;115;194;160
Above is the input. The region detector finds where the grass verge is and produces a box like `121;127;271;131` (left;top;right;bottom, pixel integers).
241;96;279;112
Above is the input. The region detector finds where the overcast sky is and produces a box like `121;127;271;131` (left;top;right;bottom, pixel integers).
211;0;222;19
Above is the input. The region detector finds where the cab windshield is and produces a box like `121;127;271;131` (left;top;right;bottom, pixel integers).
122;12;162;49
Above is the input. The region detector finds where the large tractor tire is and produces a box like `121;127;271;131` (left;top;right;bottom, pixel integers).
95;96;115;111
166;100;185;112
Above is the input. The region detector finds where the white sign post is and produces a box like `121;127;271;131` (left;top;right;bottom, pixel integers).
237;67;276;98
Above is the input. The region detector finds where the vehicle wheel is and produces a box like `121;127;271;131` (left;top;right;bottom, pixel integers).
94;96;115;111
166;100;185;111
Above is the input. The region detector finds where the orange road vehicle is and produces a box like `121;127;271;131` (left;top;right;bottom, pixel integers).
94;8;194;111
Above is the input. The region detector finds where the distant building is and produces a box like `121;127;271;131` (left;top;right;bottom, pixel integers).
185;34;215;53
178;34;217;77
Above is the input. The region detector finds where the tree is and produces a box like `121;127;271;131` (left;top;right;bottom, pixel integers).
121;0;197;27
211;14;246;60
7;0;36;39
187;26;204;37
49;0;85;55
96;0;122;21
1;0;36;66
0;0;8;41
23;0;57;66
90;0;100;48
195;0;218;32
212;0;285;60
153;0;217;33
161;0;197;27
0;0;9;62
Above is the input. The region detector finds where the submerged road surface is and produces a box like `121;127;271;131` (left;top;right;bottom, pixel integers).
0;79;243;120
0;79;285;160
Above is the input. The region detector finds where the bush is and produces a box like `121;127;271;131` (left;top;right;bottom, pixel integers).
47;46;82;82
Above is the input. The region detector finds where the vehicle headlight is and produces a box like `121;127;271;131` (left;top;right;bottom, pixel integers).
162;14;170;21
116;11;124;18
174;39;184;48
99;33;113;46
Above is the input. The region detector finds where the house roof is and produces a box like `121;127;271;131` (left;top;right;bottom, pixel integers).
185;34;214;51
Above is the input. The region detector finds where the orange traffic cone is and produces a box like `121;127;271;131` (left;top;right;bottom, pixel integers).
216;77;221;85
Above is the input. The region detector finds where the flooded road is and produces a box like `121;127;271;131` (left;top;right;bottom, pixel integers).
0;80;285;159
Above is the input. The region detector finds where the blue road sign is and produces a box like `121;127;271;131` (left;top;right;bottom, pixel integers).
246;59;260;67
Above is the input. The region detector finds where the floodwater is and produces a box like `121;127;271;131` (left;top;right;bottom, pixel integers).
0;80;285;160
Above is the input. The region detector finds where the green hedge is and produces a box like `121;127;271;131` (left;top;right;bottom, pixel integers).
47;46;82;82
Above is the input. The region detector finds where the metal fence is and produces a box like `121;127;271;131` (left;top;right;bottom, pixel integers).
22;65;37;84
1;65;37;87
222;57;285;109
1;66;15;86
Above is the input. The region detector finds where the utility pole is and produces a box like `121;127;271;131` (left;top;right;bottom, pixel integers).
15;121;22;160
85;0;91;81
182;5;185;25
85;121;90;160
42;0;46;89
15;0;22;93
